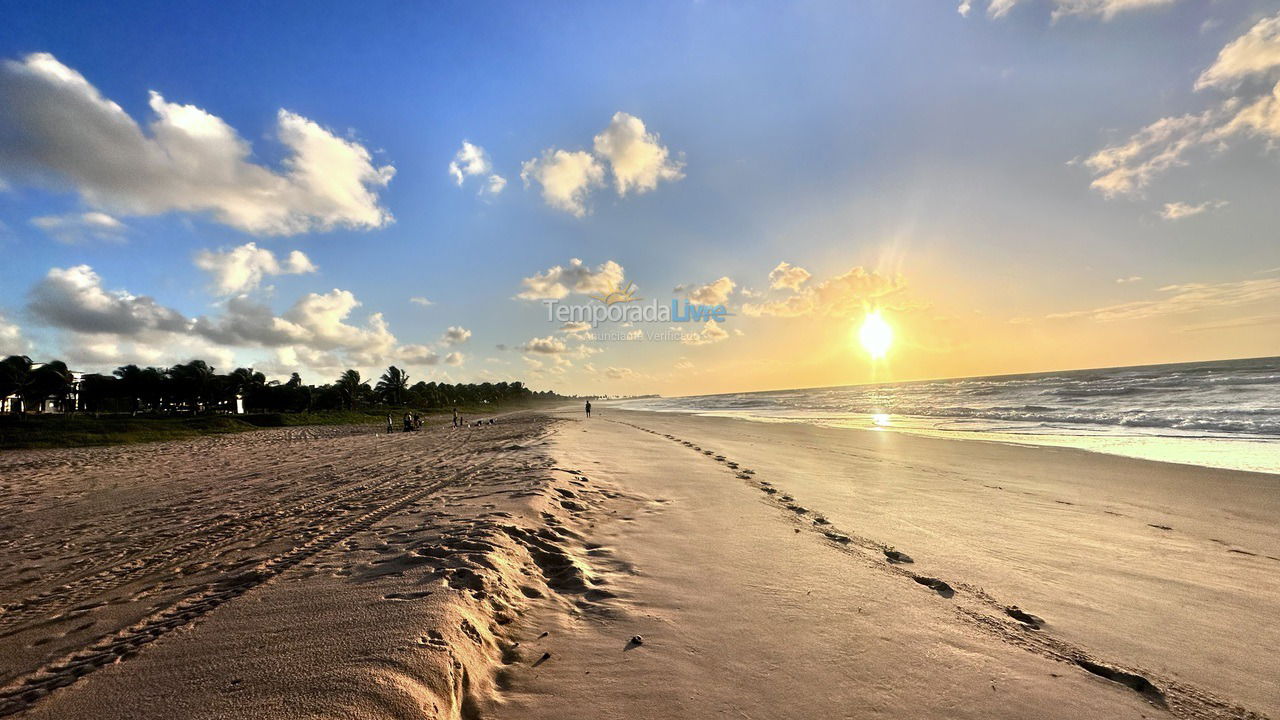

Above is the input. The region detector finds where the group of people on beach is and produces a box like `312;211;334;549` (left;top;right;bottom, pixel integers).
387;412;424;433
384;408;501;434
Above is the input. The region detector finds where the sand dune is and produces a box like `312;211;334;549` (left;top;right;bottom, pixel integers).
0;409;1275;719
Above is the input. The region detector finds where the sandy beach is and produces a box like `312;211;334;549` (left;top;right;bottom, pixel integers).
1;408;1276;719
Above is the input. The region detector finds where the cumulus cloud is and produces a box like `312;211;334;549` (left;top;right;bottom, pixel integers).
1116;275;1144;283
517;258;626;300
743;266;906;318
681;320;730;346
442;325;471;345
410;296;433;306
448;140;505;195
195;242;316;295
768;261;811;291
30;211;125;244
192;289;397;365
1196;14;1280;90
1085;13;1280;198
520;149;604;217
522;113;683;215
520;335;567;355
0;52;394;236
399;344;440;365
592;112;685;196
28;265;190;336
686;276;735;305
958;0;973;17
444;351;464;366
1160;200;1226;220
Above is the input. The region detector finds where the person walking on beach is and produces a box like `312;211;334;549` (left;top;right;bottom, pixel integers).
452;407;458;427
386;413;394;434
585;400;592;418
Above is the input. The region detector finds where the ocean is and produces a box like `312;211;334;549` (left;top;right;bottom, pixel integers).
614;356;1280;474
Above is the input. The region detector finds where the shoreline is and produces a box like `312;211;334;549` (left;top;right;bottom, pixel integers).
610;404;1280;475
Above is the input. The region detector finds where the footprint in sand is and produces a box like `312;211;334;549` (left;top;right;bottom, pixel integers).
883;549;913;564
912;575;954;598
384;590;433;601
1004;605;1045;629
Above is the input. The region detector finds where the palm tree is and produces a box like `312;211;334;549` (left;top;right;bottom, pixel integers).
168;360;215;413
114;364;145;415
0;355;35;414
376;366;410;406
335;369;363;410
31;360;74;413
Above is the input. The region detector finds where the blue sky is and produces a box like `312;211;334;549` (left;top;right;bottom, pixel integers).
2;0;1279;394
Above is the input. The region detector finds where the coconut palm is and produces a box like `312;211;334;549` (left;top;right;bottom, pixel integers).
376;366;410;406
31;360;74;413
167;360;215;413
0;355;35;414
335;369;363;410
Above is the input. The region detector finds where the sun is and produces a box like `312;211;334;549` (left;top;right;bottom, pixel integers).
857;310;893;359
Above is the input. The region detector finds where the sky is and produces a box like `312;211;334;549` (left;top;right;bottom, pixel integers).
1;0;1279;396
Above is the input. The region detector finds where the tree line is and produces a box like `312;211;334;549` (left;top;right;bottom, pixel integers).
0;355;564;415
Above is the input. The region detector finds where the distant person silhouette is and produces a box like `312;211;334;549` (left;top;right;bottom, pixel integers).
585;400;592;418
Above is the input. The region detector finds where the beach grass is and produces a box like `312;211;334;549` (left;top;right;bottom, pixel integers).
0;401;551;449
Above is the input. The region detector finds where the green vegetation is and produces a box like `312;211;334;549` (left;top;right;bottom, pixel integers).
0;355;570;449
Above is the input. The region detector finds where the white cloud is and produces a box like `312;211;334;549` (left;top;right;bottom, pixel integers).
442;325;471;345
195;242;316;295
30;211;126;244
448;140;505;195
517;258;626;300
681;320;730;346
686;276;735;305
28;264;189;336
0;52;394;236
410;296;433;306
399;344;440;365
604;366;637;380
768;261;811;291
958;0;973;17
743;266;906;318
592;112;684;196
1196;14;1280;90
520;149;604;216
192;289;397;366
0;310;30;354
559;321;593;337
520;335;567;355
521;112;684;216
1115;275;1144;283
444;351;464;366
1160;200;1226;220
985;0;1174;20
1085;13;1280;197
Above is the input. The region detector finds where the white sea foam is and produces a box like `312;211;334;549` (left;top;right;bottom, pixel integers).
615;357;1280;473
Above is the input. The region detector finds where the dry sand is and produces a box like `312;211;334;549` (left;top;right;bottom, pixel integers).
0;408;1275;719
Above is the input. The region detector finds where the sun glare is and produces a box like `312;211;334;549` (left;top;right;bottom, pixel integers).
858;310;893;359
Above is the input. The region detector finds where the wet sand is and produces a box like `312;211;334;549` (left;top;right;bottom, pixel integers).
0;409;1276;719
